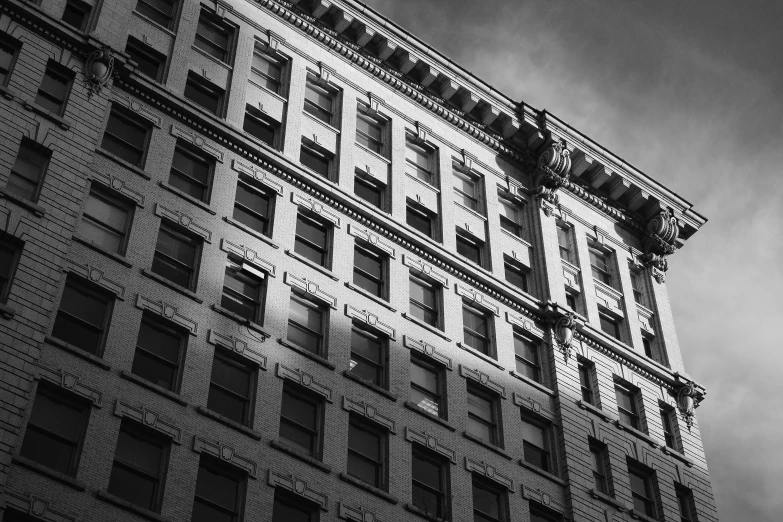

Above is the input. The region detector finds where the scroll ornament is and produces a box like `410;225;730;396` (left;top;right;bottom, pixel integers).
640;208;679;282
553;312;576;362
84;45;116;97
677;381;696;430
533;139;572;204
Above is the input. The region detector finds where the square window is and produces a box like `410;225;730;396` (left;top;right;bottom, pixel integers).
299;143;331;178
303;76;335;125
456;232;483;266
0;236;22;302
409;274;440;328
353;245;386;298
410;355;445;418
599;313;621;340
660;404;679;451
499;196;524;238
279;382;323;458
453;168;480;212
356;108;384;155
152;222;202;290
51;275;114;356
0;33;22;87
349;323;387;387
406;140;435;186
412;446;449;519
233;179;273;236
628;461;659;519
61;0;91;31
78;187;133;254
5;138;51;203
347;416;387;490
615;382;642;431
676;484;698;522
184;71;225;116
20;384;90;476
35;60;74;115
294;212;331;267
463;303;492;356
243;105;277;147
514;333;541;382
504;258;529;293
221;258;265;323
250;47;283;93
520;415;551;472
132;314;187;391
191;456;245;522
590;439;610;495
170;142;214;202
472;476;508;522
578;360;596;405
407;200;436;239
135;0;178;29
125;37;166;82
354;170;384;209
101;104;153;167
287;293;326;355
194;10;235;64
589;247;613;286
208;349;256;426
107;420;169;512
557;226;574;264
272;490;318;522
467;384;501;446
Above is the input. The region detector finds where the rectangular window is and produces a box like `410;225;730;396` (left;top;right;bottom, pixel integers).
615;383;641;430
51;276;114;356
356;109;384;155
630;266;646;305
185;72;225;116
152;222;201;290
676;484;697;522
233;180;272;236
589;248;612;286
578;360;595;405
514;333;541;382
557;226;574;264
456;232;483;266
250;47;283;93
279;383;322;458
472;476;508;522
347;416;387;489
407;200;436;239
294;212;330;267
191;457;244;522
467;385;500;446
353;245;385;298
463;304;491;356
303;77;335;125
62;0;91;30
599;313;621;340
208;349;255;426
221;259;265;323
135;0;178;29
565;292;577;312
272;490;317;522
410;355;444;418
349;324;386;387
504;258;529;293
453;169;480;211
243;105;276;147
0;237;21;302
590;440;609;495
194;10;234;64
287;293;325;355
0;34;21;86
628;462;659;519
660;405;678;450
19;384;89;476
107;420;169;512
530;505;562;522
132;314;187;391
406;140;434;185
642;336;653;358
299;143;331;178
35;61;74;115
409;274;439;328
101;105;152;167
412;446;449;519
499;197;523;237
78;187;133;254
521;415;551;472
5;139;51;202
125;37;166;82
354;170;384;209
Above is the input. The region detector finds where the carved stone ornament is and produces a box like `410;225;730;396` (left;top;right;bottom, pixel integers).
553;312;576;362
534;139;572;204
677;382;696;430
640;208;679;281
84;45;116;97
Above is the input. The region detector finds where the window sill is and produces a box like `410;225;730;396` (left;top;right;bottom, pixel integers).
518;459;567;486
302;110;341;134
191;45;234;71
614;420;660;448
12;456;86;491
0;302;17;320
401;312;452;342
403;223;442;247
342;370;397;402
95;148;153;180
0;188;46;217
575;399;614;422
120;370;188;405
404;401;455;432
247;78;288;103
462;431;512;460
211;304;271;339
355;142;390;164
339;473;397;504
405;173;440;194
22;100;71;130
159;181;217;215
270;440;331;474
131;9;177;36
628;509;660;522
196;406;263;440
45;335;111;370
72;234;133;268
223;216;279;248
277;338;336;370
509;371;556;397
499;228;533;248
454;201;487;221
457;342;504;371
285;249;339;281
96;491;171;522
141;268;203;303
660;445;694;467
405;503;450;522
588;489;626;511
345;282;396;312
0;84;18;100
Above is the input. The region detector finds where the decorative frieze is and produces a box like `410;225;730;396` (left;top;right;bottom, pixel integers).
170;124;224;162
232;159;284;195
111;92;161;127
465;457;514;491
3;491;76;522
505;312;545;340
521;485;566;515
345;305;395;340
284;273;337;309
348;224;396;258
154;203;212;243
338;501;380;522
403;255;448;287
455;284;499;316
193;436;257;478
513;393;555;421
90;171;145;206
268;470;328;510
403;336;452;369
220;239;276;277
276;363;333;402
114;400;182;443
65;261;125;299
135;294;198;335
208;330;267;367
291;193;341;227
460;365;506;398
37;365;102;407
405;427;456;463
343;396;395;433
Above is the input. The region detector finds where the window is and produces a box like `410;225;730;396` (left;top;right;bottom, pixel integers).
660;405;678;450
499;197;523;237
504;258;529;293
347;416;387;489
19;384;89;476
5;139;50;202
409;274;439;327
191;457;245;522
599;313;621;340
294;212;330;267
615;383;641;430
453;168;480;211
61;0;91;30
578;360;595;405
299;143;331;178
565;292;577;312
250;47;283;93
676;484;697;522
35;61;74;115
194;10;234;64
126;37;166;82
412;446;449;518
135;0;178;29
356;109;384;154
467;385;500;446
463;304;491;356
520;415;551;472
78;187;133;254
107;420;169;512
410;355;444;418
472;476;508;522
514;333;541;382
557;226;574;264
590;440;609;495
642;336;654;358
152;222;201;290
349;324;386;387
287;293;325;355
353;245;385;298
51;276;114;355
208;350;256;426
354;170;384;209
132;314;187;391
221;258;265;323
589;247;612;286
184;72;225;116
456;232;483;266
406;140;434;185
101;105;152;167
233;180;273;236
279;382;323;458
406;200;436;239
272;490;317;522
243;105;276;147
530;504;563;522
0;237;21;302
0;34;21;86
628;462;659;519
303;76;335;125
630;266;646;305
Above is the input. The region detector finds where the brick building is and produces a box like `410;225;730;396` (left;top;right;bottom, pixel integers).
0;0;719;521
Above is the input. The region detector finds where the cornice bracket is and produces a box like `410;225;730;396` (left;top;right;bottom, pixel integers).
639;208;680;282
533;138;571;205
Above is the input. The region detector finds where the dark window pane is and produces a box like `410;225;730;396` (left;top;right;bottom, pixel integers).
108;464;157;509
62;1;90;30
300;146;329;177
185;75;222;114
354;175;383;208
136;0;176;28
473;482;501;519
407;205;432;236
243;112;275;146
273;493;313;522
457;235;481;264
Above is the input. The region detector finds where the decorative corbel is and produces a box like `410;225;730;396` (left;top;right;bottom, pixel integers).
553;312;577;362
677;382;696;430
639;208;679;282
83;45;116;97
533;138;571;205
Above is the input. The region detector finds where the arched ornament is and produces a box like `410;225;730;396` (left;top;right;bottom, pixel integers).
534;138;572;205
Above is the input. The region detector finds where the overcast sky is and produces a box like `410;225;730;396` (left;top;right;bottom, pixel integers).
362;1;783;520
